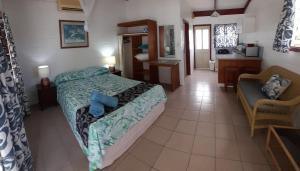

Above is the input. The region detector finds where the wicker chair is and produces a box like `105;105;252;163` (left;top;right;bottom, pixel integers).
237;66;300;137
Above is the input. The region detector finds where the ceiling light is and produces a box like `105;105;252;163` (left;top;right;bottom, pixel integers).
211;10;220;17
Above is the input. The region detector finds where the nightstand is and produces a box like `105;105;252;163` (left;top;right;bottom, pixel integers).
110;69;122;76
37;83;57;110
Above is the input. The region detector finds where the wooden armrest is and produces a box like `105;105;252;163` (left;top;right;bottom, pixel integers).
253;97;300;114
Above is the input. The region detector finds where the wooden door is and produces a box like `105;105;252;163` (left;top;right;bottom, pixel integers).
194;25;211;69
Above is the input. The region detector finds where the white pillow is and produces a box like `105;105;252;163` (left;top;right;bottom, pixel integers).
135;53;149;61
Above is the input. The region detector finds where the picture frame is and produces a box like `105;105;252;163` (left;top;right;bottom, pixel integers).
59;20;89;49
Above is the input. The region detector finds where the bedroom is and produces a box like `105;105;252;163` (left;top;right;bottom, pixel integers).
0;0;300;171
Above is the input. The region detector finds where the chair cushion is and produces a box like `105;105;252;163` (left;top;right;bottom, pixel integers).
239;79;267;107
239;79;290;114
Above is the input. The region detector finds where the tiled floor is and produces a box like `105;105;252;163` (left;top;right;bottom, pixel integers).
25;70;275;171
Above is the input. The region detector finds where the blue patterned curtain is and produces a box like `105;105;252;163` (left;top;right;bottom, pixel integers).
214;23;238;48
273;0;296;53
0;13;33;171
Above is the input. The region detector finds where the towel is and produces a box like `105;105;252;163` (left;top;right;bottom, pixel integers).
89;101;105;117
91;91;118;108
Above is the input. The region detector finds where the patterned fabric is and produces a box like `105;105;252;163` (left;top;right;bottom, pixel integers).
76;82;155;147
273;0;296;53
1;14;30;117
261;74;292;100
56;72;167;171
0;14;33;171
54;66;109;85
214;23;238;48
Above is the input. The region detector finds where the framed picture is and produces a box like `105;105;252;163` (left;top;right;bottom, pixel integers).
59;20;89;48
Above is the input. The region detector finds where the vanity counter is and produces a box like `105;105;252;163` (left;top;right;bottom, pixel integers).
217;53;262;61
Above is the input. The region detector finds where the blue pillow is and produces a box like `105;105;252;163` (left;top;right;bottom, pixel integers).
91;91;118;108
138;44;149;50
89;101;105;117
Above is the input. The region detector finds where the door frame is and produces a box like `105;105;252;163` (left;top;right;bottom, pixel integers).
193;24;212;69
183;19;191;75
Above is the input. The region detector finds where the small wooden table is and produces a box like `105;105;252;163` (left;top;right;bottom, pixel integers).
37;83;57;110
148;60;180;91
110;69;122;76
266;126;300;171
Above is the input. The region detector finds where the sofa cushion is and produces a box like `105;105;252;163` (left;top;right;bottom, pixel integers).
239;79;290;114
239;79;267;107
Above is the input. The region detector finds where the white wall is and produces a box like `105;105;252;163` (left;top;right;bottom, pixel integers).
243;0;300;73
3;0;126;104
193;14;245;61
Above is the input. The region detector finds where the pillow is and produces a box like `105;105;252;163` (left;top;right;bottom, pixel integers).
135;53;149;61
138;44;148;50
261;74;292;100
54;66;109;85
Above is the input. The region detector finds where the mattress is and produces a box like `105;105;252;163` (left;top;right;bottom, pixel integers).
55;67;167;171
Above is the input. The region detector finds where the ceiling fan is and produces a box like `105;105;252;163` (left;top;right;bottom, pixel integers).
211;0;220;17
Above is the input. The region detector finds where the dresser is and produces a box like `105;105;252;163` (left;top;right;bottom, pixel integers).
217;54;262;89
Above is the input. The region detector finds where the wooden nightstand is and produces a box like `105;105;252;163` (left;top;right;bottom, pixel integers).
110;69;122;76
37;83;57;110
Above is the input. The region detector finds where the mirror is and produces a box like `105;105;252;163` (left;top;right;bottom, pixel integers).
159;25;175;57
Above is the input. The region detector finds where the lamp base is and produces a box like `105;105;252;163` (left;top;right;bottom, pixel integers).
41;78;50;88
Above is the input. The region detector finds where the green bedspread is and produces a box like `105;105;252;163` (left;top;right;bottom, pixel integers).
55;68;167;171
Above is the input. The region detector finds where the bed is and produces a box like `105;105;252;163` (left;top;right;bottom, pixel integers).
54;67;167;171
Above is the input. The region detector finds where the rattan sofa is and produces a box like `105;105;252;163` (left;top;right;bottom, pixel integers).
237;66;300;137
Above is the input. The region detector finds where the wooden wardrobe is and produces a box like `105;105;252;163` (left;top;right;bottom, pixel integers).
118;19;159;83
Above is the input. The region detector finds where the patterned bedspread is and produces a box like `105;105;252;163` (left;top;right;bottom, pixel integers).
56;73;167;171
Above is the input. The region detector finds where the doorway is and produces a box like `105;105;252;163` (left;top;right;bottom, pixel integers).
194;25;211;69
183;20;191;76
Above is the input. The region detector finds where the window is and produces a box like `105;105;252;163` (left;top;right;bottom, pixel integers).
291;0;300;50
196;29;210;50
214;23;238;48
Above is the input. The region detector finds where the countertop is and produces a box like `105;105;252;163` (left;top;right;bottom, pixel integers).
217;53;262;61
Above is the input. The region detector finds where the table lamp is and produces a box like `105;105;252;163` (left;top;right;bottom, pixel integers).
106;56;116;72
38;65;50;87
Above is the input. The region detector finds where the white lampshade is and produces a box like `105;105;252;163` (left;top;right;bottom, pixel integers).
38;65;50;78
105;56;116;66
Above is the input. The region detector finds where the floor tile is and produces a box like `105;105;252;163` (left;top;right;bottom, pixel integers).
216;124;236;140
144;126;173;145
155;115;179;130
186;102;202;110
242;162;271;171
216;159;243;171
238;141;268;164
181;110;199;121
201;103;215;112
175;120;197;135
195;122;215;138
163;108;184;118
216;139;240;160
198;111;215;123
130;138;163;166
166;132;194;153
154;148;190;171
192;136;215;157
187;155;215;171
114;155;151;171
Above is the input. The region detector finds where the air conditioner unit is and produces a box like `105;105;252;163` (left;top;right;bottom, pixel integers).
57;0;82;11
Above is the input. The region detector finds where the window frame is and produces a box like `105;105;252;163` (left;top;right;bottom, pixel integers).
290;0;300;52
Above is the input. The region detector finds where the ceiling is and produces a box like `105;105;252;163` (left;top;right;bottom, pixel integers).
186;0;248;11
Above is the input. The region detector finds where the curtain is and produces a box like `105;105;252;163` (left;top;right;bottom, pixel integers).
79;0;96;31
0;13;32;171
118;36;124;73
273;0;296;53
214;23;238;48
